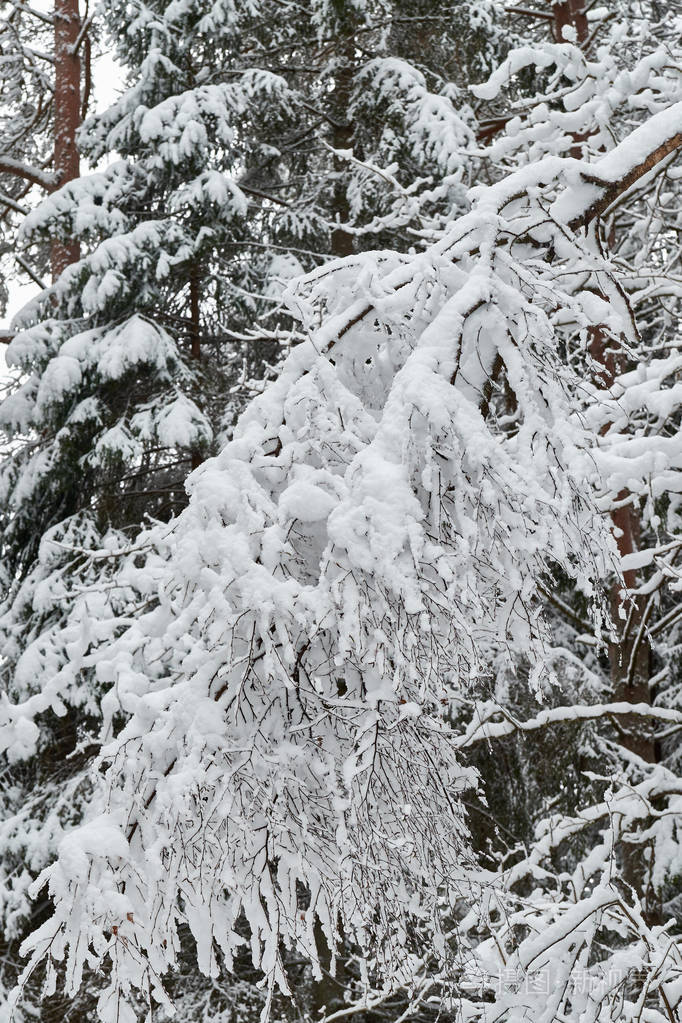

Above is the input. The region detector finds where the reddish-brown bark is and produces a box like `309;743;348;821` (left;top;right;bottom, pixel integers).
51;0;81;279
552;0;588;42
550;0;659;910
587;308;656;765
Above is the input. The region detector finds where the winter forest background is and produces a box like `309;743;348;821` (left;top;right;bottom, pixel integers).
4;0;682;1021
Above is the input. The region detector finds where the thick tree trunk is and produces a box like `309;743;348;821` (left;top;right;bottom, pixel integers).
51;0;81;279
552;0;588;42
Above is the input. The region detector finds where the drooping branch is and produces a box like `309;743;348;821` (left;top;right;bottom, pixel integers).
68;12;92;55
308;106;682;369
536;581;593;635
7;0;54;24
15;253;46;289
570;127;682;230
505;5;554;21
0;189;28;215
460;702;682;748
0;156;58;190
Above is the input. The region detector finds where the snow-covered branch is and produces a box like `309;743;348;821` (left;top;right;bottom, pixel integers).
460;701;682;748
0;156;58;190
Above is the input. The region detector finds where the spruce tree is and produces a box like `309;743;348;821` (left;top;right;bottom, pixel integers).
1;0;502;579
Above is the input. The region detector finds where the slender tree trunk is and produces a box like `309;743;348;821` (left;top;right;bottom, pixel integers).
609;503;656;763
588;311;657;921
189;264;204;471
589;328;656;766
51;0;81;279
553;2;591;159
329;49;354;259
605;460;658;915
560;0;658;915
308;919;346;1021
189;266;201;363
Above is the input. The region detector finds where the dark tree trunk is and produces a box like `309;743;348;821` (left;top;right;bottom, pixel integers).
329;50;354;259
189;263;204;471
552;0;588;42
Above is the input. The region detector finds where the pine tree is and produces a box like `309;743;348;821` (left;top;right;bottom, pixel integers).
0;0;85;291
0;0;89;1016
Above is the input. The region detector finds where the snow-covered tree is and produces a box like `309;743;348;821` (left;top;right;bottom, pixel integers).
8;50;682;1019
9;4;682;1023
1;0;503;580
443;5;682;1021
0;0;86;298
0;2;503;1019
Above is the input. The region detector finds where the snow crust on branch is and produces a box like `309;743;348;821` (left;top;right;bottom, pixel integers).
4;113;650;1018
7;10;682;1021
